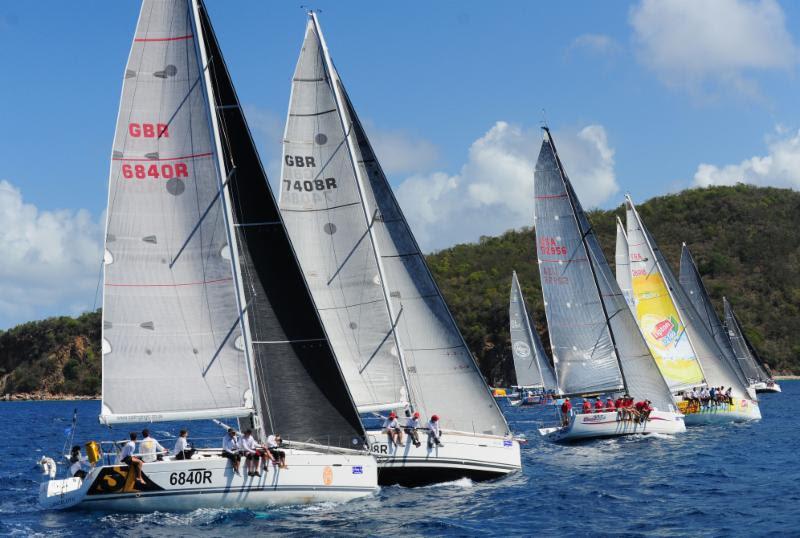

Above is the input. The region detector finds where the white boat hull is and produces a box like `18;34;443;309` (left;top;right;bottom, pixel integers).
681;399;761;425
752;381;781;394
367;429;521;486
538;410;686;442
39;448;378;512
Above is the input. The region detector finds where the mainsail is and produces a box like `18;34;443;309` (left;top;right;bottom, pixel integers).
724;298;770;384
614;217;636;314
534;130;674;411
509;271;557;389
279;13;509;436
679;244;750;388
626;197;750;398
101;0;365;449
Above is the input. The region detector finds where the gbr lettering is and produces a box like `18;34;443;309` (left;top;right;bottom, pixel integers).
129;123;169;138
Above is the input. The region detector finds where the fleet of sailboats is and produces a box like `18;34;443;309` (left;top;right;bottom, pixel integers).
34;0;782;514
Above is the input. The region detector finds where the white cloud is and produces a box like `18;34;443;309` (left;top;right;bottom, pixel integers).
630;0;798;96
0;181;102;327
396;122;618;251
694;127;800;188
569;33;622;56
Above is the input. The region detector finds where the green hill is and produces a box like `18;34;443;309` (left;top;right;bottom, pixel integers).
428;184;800;385
1;184;797;397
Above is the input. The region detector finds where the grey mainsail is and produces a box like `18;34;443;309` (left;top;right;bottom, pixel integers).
534;130;674;411
626;197;751;399
723;298;770;384
509;271;557;389
279;13;509;436
101;0;251;423
101;0;366;449
679;244;750;388
615;217;636;314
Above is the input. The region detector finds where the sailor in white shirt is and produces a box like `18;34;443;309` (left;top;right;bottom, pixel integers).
239;429;266;477
119;432;146;484
427;414;444;449
173;429;196;460
382;411;405;447
404;411;422;448
68;445;90;479
267;433;287;469
222;428;242;475
140;429;168;463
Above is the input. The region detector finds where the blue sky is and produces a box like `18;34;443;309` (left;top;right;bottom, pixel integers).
1;0;800;327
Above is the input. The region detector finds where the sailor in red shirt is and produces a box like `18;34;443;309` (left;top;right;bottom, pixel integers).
634;399;653;423
605;397;616;412
594;398;604;412
560;397;572;426
581;400;592;414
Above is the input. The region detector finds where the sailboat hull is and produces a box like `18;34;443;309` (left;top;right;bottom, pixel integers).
39;449;378;512
367;429;521;487
680;399;761;424
753;382;781;394
538;410;686;442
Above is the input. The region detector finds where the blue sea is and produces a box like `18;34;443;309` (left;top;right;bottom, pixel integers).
1;383;797;537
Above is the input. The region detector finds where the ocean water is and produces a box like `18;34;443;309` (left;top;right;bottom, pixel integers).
1;383;797;537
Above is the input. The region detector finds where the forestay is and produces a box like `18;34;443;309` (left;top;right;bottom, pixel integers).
280;14;509;436
626;198;750;399
101;0;251;423
509;271;557;389
723;298;770;384
679;244;750;388
196;2;365;448
278;20;406;413
615;217;636;314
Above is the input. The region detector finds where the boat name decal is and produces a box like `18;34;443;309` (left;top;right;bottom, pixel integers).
352;466;363;474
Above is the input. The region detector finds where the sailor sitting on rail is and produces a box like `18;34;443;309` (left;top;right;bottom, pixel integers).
427;415;444;448
119;432;146;485
173;429;196;460
140;429;168;463
239;429;264;477
383;411;405;447
222;428;242;476
404;411;422;448
267;434;287;469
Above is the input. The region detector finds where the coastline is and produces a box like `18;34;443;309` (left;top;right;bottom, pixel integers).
774;375;800;380
1;393;99;402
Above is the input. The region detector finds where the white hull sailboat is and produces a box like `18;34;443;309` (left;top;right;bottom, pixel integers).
538;409;685;442
532;129;684;442
40;0;378;511
753;381;781;393
40;449;376;511
723;297;781;395
278;12;520;485
625;197;761;423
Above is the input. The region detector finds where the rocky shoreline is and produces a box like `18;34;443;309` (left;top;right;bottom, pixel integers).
1;392;99;401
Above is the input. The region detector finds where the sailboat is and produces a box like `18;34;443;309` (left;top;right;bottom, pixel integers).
614;217;636;314
277;12;520;486
625;196;761;423
724;298;781;394
679;244;752;391
39;0;378;511
533;129;685;442
508;271;559;406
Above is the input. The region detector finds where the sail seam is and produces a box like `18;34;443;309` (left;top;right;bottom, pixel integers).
290;109;337;117
280;201;361;213
251;338;327;345
113;151;213;162
105;277;233;288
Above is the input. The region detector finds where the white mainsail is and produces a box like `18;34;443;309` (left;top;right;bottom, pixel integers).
534;130;674;411
279;14;509;436
625;196;751;399
615;217;636;314
509;271;558;390
101;0;251;423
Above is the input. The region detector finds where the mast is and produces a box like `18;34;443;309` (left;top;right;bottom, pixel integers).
626;196;709;387
544;128;628;395
309;12;414;410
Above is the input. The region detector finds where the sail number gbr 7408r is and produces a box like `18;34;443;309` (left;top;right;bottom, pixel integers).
283;154;338;192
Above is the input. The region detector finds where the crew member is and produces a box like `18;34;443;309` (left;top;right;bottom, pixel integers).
119;432;146;484
69;445;90;479
140;429;168;463
222;428;242;475
594;398;604;412
427;415;443;449
404;411;422;448
383;411;405;447
560;397;572;426
582;399;592;414
173;429;196;460
239;429;262;477
267;433;287;469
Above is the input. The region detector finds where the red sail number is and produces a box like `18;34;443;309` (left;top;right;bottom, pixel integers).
122;163;188;180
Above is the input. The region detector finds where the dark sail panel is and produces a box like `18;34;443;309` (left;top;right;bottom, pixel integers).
197;2;364;448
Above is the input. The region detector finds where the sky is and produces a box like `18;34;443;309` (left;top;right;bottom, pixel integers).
2;0;800;328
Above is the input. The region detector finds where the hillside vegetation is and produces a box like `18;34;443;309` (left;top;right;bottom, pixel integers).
1;185;797;396
428;184;800;384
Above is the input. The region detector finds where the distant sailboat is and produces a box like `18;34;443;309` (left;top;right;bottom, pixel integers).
278;12;520;485
533;129;685;442
508;271;558;406
724;298;781;394
614;217;636;314
679;244;752;390
625;196;761;423
39;0;377;511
